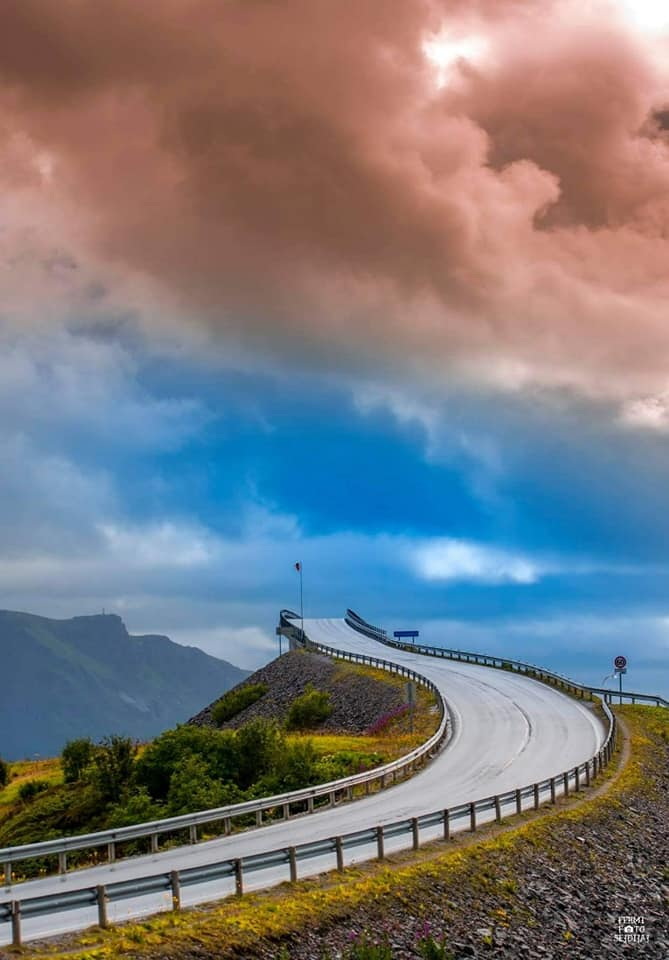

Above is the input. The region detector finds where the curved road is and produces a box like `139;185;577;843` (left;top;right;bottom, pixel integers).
0;617;605;945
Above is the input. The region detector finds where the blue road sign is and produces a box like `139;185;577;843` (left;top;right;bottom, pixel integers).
394;630;419;638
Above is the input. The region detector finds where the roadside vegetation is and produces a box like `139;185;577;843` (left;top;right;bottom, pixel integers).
0;661;439;880
20;705;666;960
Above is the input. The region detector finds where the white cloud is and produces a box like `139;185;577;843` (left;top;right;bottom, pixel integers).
412;538;542;584
99;522;219;569
619;392;669;431
0;330;209;452
166;625;277;670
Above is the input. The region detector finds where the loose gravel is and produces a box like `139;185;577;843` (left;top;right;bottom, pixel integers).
188;650;405;734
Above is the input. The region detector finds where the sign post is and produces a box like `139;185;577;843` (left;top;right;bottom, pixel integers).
405;680;416;733
613;655;627;704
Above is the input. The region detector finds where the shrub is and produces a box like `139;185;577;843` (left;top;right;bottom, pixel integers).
255;739;320;795
0;757;8;788
235;719;285;790
18;779;50;803
135;726;239;801
166;756;245;816
211;683;268;726
62;737;94;783
286;685;332;730
107;788;164;828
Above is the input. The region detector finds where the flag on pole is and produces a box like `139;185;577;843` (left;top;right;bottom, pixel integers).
295;561;301;572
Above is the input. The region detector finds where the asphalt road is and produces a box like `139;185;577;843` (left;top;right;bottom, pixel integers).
0;617;605;945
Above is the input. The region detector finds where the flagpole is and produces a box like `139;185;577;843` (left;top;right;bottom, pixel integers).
299;562;304;641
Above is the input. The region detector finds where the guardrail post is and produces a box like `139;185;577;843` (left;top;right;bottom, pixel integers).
96;885;109;929
307;796;314;813
550;777;556;804
107;841;116;864
256;810;263;827
494;795;501;823
412;817;420;849
563;772;569;796
335;836;344;872
225;816;232;834
329;791;336;806
515;788;522;815
574;766;581;792
376;826;385;860
189;825;198;844
151;833;159;854
2;861;11;886
443;809;451;840
469;803;477;832
58;851;67;874
288;846;298;882
11;901;21;947
585;761;591;787
170;870;181;910
533;783;540;810
234;859;243;896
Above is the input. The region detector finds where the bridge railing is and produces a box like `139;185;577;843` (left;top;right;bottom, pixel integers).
0;611;618;948
0;629;450;888
345;611;667;708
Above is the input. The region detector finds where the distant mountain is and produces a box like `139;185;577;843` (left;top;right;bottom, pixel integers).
0;610;249;760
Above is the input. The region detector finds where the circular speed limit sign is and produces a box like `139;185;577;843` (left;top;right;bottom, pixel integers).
614;655;627;670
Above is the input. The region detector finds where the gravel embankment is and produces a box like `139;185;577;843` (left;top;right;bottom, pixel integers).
242;709;669;959
188;650;405;734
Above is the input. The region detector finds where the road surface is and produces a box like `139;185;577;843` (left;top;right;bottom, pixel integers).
0;617;605;944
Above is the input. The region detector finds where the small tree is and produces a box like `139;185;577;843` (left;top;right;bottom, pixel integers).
166;756;245;816
92;735;137;803
0;757;8;788
61;738;94;783
234;719;285;790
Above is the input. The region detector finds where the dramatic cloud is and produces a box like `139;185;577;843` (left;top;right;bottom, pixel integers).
2;1;669;420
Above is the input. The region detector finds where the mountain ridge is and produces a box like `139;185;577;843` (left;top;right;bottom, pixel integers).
0;609;248;760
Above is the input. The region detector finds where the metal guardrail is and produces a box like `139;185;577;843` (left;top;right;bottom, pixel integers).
0;610;618;948
0;629;450;887
354;614;668;708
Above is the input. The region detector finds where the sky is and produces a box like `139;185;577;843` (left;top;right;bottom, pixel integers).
1;0;669;696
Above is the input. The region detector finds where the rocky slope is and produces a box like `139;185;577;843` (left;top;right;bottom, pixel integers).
253;706;669;960
189;649;406;733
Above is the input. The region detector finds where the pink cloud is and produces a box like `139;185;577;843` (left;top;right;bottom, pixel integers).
2;1;669;414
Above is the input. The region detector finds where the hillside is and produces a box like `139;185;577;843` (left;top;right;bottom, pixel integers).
0;610;248;760
189;648;408;733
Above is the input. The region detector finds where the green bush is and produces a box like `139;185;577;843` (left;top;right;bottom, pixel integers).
234;719;285;789
211;683;268;726
135;726;239;801
254;738;319;795
18;779;50;803
107;788;164;828
285;685;333;730
91;735;137;803
166;756;245;816
62;738;94;783
0;757;8;788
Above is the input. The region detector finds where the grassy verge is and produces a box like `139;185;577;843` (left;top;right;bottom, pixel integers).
0;759;62;826
17;705;666;960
